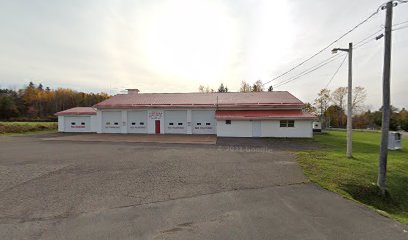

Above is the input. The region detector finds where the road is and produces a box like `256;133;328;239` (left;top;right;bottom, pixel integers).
0;134;406;239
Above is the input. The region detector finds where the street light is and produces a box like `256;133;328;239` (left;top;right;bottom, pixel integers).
332;42;353;158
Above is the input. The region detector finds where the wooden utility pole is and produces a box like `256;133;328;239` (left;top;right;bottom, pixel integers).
377;1;393;194
346;42;353;158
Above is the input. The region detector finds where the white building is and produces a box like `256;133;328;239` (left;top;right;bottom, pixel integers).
56;90;317;138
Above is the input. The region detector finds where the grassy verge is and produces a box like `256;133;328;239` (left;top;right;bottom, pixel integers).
0;122;57;135
297;130;408;224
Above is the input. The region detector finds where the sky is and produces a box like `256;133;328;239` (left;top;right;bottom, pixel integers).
0;0;407;110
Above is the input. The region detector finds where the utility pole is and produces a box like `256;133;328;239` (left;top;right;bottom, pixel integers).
347;43;353;158
378;1;394;195
332;42;353;158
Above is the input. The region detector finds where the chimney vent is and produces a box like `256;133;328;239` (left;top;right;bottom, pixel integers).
126;89;140;94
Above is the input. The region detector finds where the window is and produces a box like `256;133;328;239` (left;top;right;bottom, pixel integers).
206;123;211;126
140;122;144;125
226;120;231;124
114;122;118;125
178;122;183;126
288;120;295;127
71;122;76;125
81;122;85;125
131;122;136;125
169;123;174;126
280;120;295;128
197;123;201;126
106;122;110;125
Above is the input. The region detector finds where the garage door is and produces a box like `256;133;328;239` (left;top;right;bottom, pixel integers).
192;110;216;134
127;111;148;133
101;111;121;133
64;116;91;132
164;110;187;134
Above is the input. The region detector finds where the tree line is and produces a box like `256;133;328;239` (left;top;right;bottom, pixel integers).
306;87;408;131
198;80;273;93
0;82;110;121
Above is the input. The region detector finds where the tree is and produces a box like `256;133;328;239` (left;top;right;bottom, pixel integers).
267;86;273;92
304;102;317;114
331;87;347;110
240;81;251;92
352;86;367;114
314;89;331;128
198;85;205;93
218;83;227;93
252;80;264;92
0;95;19;119
325;105;346;128
399;108;408;131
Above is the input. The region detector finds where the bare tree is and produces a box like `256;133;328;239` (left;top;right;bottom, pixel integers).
252;80;264;92
314;89;331;128
240;81;252;92
198;85;205;93
352;86;367;114
331;87;347;110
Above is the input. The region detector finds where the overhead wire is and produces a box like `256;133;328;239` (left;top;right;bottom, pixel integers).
262;5;383;86
324;55;348;89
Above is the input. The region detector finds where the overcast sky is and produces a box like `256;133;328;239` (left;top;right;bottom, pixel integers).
0;0;407;110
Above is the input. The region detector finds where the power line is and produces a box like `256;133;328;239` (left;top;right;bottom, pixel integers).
273;53;346;88
263;5;382;86
325;55;348;89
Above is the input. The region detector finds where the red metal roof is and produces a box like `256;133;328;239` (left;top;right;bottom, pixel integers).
94;91;304;109
215;110;317;120
55;107;96;116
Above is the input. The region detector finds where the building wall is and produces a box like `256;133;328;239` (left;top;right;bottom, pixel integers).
217;119;313;138
260;120;313;138
58;116;64;132
216;120;253;137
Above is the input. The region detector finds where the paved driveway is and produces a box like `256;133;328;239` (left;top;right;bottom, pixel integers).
0;135;406;239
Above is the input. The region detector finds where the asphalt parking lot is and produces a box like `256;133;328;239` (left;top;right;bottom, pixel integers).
0;134;406;239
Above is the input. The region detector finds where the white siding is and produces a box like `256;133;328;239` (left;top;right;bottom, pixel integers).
216;120;252;137
217;120;313;138
90;115;97;132
260;120;313;138
58;116;64;132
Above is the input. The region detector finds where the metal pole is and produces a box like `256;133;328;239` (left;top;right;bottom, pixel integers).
347;42;353;158
378;1;393;194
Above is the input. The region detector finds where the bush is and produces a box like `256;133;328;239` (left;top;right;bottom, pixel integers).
0;122;57;134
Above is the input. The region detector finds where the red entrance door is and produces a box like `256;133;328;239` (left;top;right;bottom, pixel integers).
155;120;160;134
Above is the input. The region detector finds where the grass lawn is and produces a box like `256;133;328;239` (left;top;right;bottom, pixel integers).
297;130;408;224
0;122;57;135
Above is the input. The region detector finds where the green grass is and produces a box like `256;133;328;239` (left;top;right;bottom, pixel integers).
297;130;408;224
0;122;57;135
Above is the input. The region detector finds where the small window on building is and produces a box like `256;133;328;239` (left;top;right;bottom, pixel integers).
280;120;287;127
288;120;295;127
178;122;183;126
71;122;76;125
206;123;211;126
81;122;85;125
106;122;110;125
114;122;118;125
169;123;174;126
197;123;201;126
226;120;231;125
140;122;144;125
131;122;136;125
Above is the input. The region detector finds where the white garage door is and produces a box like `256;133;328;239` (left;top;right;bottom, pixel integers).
192;110;216;134
64;116;91;132
127;111;148;133
164;110;187;134
102;111;121;133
